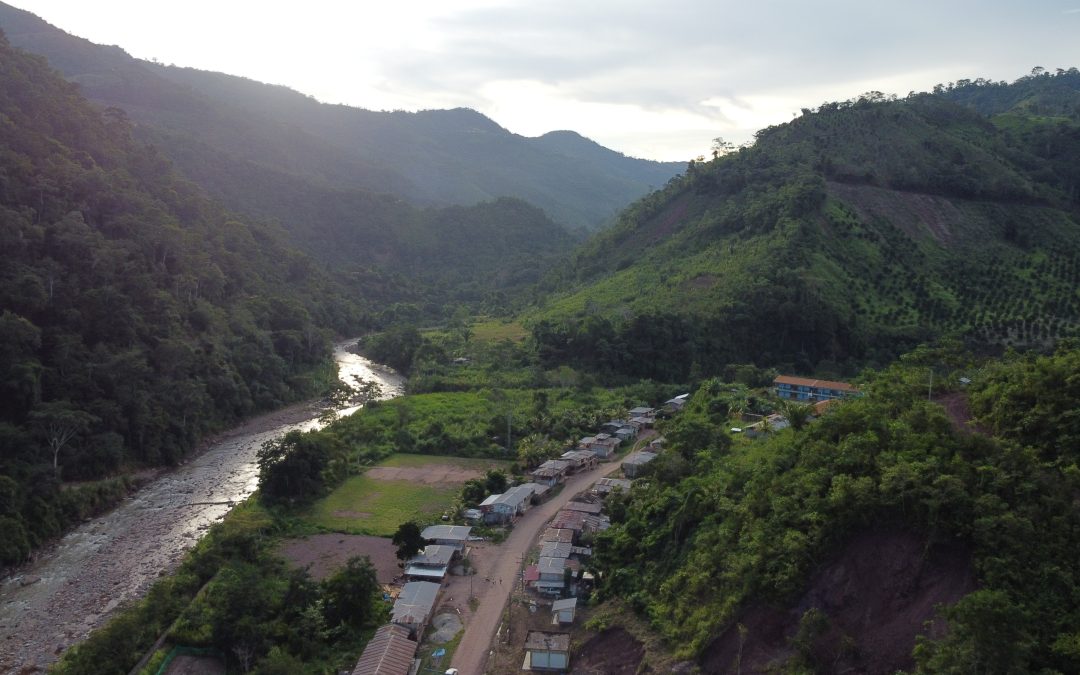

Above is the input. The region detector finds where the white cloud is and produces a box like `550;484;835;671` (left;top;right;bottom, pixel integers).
9;0;1079;160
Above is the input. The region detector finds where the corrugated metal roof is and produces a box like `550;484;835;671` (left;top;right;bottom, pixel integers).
391;582;440;626
351;624;416;675
421;525;472;541
525;631;571;651
773;375;857;391
551;597;578;611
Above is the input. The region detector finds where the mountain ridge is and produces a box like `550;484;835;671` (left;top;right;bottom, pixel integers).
0;1;682;232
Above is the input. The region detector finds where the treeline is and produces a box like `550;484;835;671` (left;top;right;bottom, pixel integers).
0;33;367;565
591;343;1080;672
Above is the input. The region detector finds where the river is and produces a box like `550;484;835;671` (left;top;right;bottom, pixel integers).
0;341;403;672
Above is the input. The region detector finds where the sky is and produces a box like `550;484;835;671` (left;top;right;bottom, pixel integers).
9;0;1080;161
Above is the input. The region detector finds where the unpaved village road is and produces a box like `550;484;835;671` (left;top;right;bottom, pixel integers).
0;343;402;673
449;456;629;675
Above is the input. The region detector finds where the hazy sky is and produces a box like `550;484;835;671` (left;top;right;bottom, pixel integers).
10;0;1080;161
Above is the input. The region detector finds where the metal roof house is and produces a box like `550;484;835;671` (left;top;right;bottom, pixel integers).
774;375;859;402
391;582;441;637
622;450;658;478
404;545;456;582
421;525;472;551
551;597;578;625
523;631;571;671
350;623;417;675
592;477;632;495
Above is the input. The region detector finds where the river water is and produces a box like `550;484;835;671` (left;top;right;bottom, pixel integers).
0;341;403;672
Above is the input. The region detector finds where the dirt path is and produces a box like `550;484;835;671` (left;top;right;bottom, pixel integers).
449;457;627;675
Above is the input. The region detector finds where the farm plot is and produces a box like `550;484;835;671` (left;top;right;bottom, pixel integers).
303;454;508;536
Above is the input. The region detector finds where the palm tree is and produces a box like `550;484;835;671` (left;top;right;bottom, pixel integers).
780;400;814;431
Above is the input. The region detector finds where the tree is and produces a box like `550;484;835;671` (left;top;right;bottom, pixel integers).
29;401;99;473
392;521;424;561
321;556;379;628
484;469;509;494
257;431;331;505
780;400;814;431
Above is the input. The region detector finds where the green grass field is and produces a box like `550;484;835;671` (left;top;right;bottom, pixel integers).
304;454;510;536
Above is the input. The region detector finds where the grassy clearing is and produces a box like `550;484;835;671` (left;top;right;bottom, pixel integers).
471;318;529;343
305;475;456;536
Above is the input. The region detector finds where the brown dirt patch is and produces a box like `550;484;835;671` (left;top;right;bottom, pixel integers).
685;274;719;291
701;530;974;674
828;181;962;245
366;465;485;485
277;534;400;583
572;627;645;674
332;510;374;519
647;193;691;243
935;392;991;435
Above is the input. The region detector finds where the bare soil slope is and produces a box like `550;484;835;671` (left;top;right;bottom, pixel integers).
572;627;646;674
702;530;974;674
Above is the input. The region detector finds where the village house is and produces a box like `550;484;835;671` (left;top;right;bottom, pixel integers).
774;375;859;402
622;450;658;478
404;544;456;582
559;449;598;473
480;485;536;524
549;509;587;533
551;597;578;625
534;556;581;595
578;434;621;459
420;525;472;551
663;393;690;413
350;623;417;675
523;631;571;671
539;541;572;559
518;482;552;503
560;500;603;515
592;477;632;496
541;527;576;545
531;459;571;486
391;581;441;638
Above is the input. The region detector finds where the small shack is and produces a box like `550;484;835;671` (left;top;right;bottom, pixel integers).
551;597;578;625
523;631;571;671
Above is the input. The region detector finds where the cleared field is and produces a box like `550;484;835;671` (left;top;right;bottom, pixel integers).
470;319;528;343
304;454;509;536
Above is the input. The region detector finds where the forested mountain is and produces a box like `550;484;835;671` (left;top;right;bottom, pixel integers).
594;344;1080;672
529;71;1080;380
0;32;369;564
0;2;681;237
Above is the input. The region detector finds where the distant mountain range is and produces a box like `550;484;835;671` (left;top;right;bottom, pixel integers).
528;71;1080;379
0;1;682;236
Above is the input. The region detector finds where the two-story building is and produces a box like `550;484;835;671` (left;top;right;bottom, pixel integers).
774;375;859;402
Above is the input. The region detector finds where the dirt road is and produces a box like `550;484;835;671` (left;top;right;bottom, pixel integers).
449;457;627;675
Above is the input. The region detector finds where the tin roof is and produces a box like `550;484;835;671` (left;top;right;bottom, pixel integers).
773;375;857;391
351;624;416;675
421;525;472;541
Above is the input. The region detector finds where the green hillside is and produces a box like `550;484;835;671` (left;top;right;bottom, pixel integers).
593;344;1080;672
0;33;365;564
529;72;1080;379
